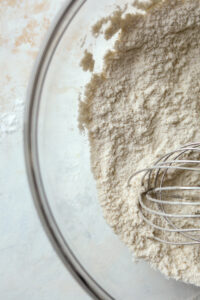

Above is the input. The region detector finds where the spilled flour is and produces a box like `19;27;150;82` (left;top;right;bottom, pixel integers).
79;0;200;286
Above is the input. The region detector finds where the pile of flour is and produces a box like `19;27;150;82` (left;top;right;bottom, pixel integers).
79;0;200;286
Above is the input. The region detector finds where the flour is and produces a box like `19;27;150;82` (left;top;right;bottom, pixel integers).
0;97;24;141
80;50;95;72
79;0;200;287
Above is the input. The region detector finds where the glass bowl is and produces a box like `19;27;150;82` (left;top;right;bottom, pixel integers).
24;0;200;299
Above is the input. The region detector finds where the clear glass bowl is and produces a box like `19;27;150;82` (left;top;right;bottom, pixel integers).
24;1;200;299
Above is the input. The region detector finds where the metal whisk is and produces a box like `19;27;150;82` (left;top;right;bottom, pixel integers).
127;142;200;245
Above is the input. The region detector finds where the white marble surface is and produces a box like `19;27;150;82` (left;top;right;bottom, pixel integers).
0;1;90;299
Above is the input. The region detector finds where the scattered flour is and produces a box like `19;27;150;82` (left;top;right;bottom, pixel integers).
79;0;200;287
0;0;66;142
0;97;24;141
80;50;95;72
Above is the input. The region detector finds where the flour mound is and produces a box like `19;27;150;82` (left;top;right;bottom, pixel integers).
79;0;200;286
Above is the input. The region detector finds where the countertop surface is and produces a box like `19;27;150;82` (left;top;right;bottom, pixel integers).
0;0;89;299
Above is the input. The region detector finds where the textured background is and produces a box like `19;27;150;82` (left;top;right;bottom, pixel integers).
0;0;89;299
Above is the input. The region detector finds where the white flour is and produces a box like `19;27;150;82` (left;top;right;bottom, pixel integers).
0;98;24;140
79;0;200;286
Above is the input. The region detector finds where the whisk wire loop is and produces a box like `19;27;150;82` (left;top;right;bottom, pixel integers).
128;142;200;245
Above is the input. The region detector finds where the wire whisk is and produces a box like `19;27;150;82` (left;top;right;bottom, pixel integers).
127;142;200;245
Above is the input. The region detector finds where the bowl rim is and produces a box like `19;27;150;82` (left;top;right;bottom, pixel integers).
23;1;113;299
